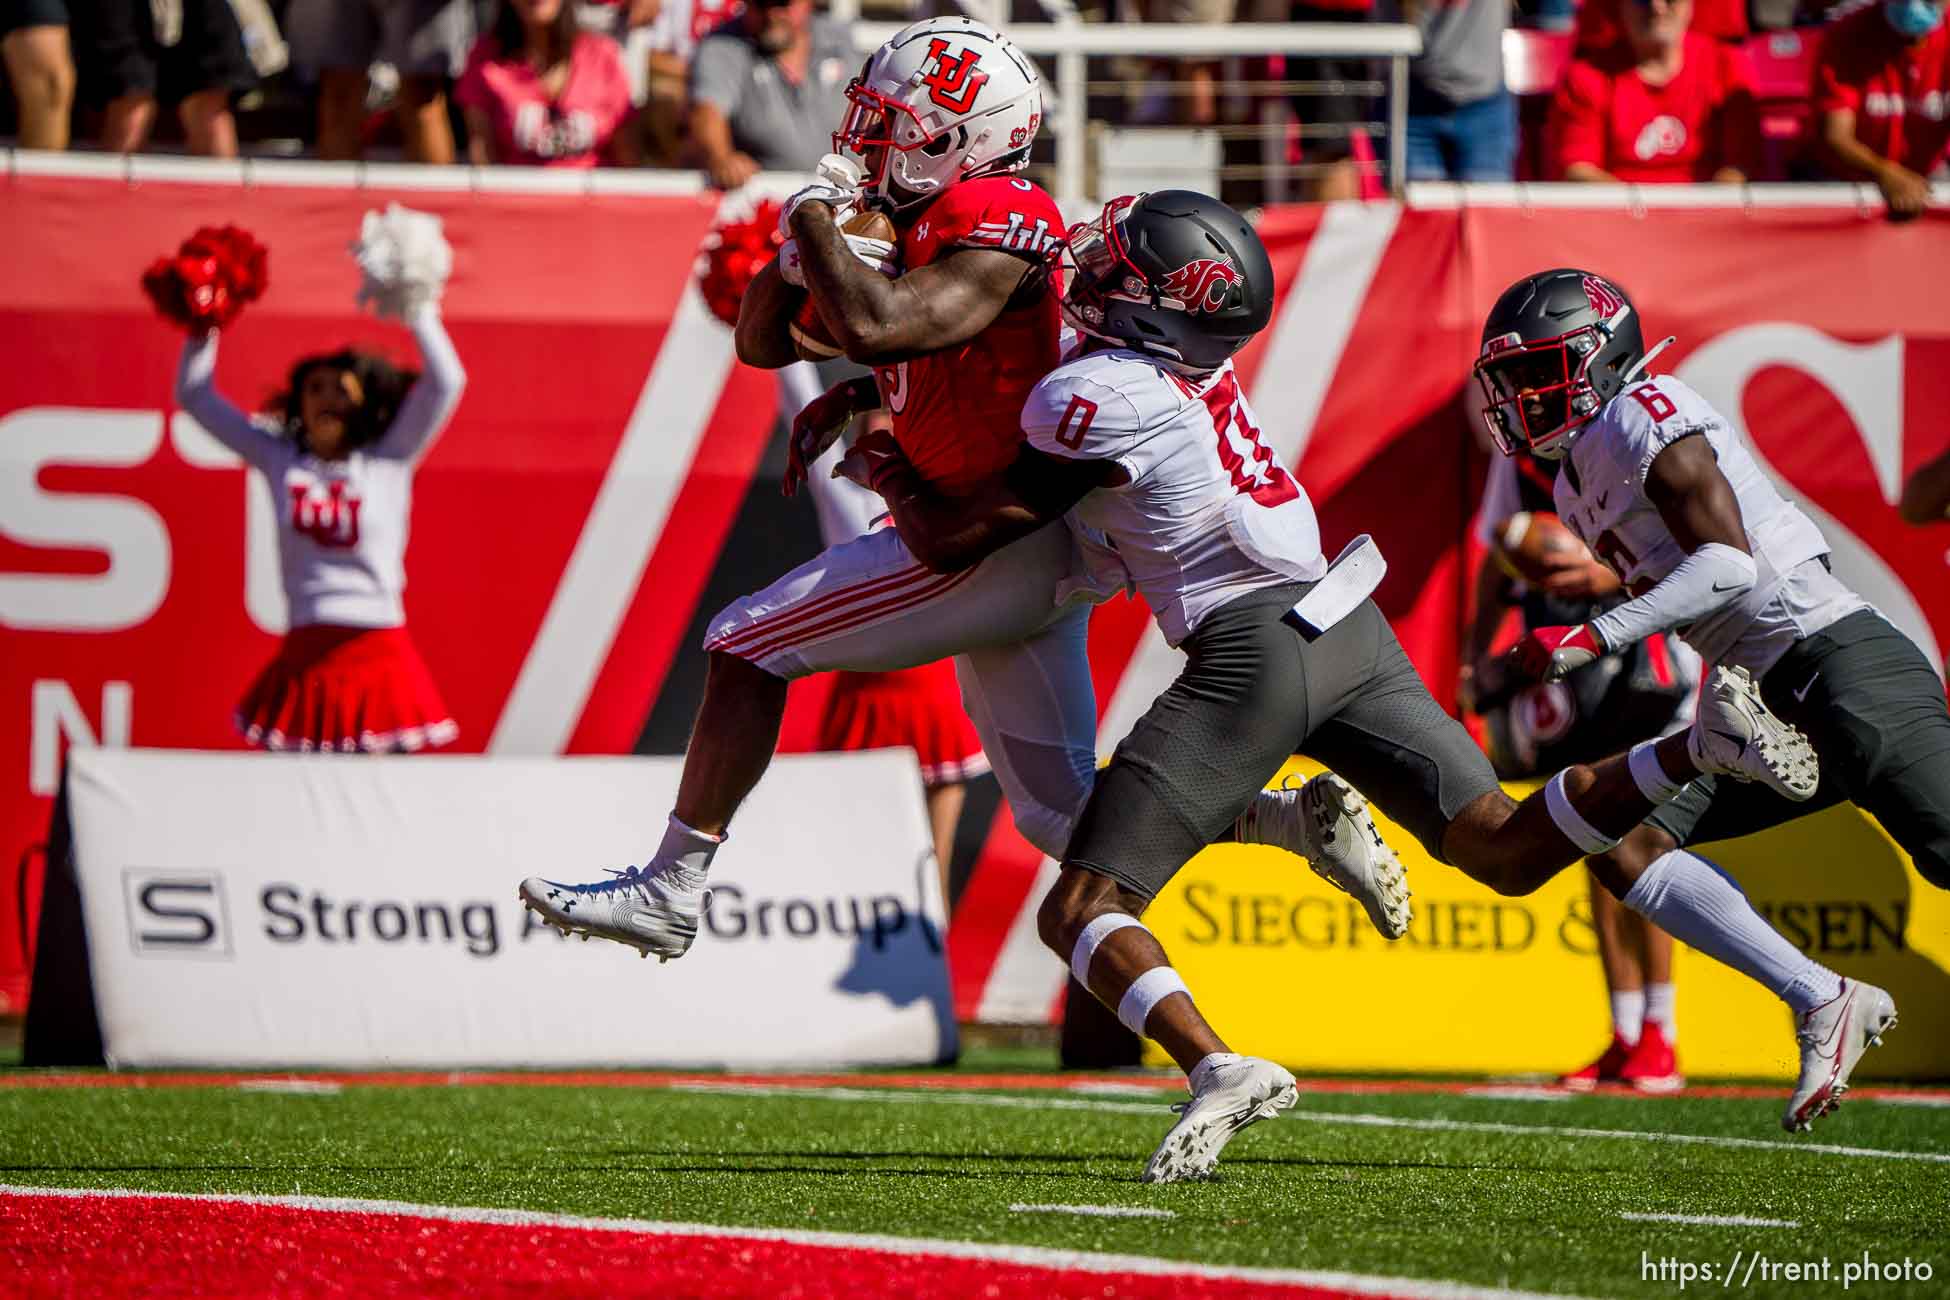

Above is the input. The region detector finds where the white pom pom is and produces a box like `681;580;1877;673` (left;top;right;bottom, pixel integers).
351;203;454;321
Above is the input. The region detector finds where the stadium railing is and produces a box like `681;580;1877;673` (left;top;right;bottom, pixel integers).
847;20;1425;206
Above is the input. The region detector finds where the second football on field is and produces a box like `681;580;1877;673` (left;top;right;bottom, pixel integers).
791;209;899;361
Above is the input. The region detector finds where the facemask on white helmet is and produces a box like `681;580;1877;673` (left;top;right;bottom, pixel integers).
833;17;1043;212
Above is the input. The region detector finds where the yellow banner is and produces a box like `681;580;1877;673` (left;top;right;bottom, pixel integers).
1140;763;1950;1079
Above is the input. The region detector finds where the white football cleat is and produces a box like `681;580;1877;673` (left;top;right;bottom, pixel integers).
1239;775;1410;939
1783;979;1897;1132
1688;665;1820;801
1141;1055;1297;1184
518;864;709;961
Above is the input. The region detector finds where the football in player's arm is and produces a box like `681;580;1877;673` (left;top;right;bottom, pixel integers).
1510;412;1759;682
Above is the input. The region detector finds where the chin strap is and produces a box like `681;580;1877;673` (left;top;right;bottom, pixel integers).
1623;335;1678;384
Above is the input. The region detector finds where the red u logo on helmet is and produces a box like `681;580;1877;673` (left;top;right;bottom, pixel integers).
921;39;988;113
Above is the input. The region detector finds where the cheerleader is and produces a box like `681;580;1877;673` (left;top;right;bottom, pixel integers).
161;209;466;753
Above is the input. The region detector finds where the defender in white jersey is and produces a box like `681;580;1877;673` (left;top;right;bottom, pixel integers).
854;193;1834;1177
1477;266;1949;1128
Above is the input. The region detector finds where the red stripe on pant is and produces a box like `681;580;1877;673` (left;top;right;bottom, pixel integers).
734;567;978;667
708;561;933;655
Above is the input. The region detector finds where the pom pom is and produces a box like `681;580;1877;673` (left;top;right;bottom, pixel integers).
140;225;270;333
351;203;454;321
696;198;785;328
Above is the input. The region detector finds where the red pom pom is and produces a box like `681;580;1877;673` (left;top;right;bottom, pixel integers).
696;199;785;328
141;225;271;332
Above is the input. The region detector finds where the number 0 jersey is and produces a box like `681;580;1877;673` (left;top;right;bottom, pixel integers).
1022;347;1326;646
873;176;1065;495
1554;373;1865;674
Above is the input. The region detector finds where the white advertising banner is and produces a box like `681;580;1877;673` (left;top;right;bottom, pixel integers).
65;748;955;1069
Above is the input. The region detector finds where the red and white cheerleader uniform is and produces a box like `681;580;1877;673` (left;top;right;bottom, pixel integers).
789;360;989;788
175;307;466;752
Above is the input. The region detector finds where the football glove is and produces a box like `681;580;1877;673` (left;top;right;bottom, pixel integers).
1511;623;1608;683
777;233;900;287
777;154;865;239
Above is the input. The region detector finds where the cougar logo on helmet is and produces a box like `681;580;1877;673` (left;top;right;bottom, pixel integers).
1160;258;1240;314
1582;275;1626;320
921;39;988;113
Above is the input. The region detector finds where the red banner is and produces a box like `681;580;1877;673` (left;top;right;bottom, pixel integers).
4;166;1946;1018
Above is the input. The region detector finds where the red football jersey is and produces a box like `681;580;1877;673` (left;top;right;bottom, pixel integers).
871;176;1065;495
1550;33;1760;181
1813;6;1950;176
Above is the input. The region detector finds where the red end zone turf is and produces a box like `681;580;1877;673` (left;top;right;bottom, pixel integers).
0;1188;1409;1300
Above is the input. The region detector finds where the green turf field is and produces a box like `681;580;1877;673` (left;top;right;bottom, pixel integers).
4;1062;1948;1298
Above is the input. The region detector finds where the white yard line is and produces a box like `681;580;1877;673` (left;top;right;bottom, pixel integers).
234;1080;345;1096
1009;1203;1176;1219
1618;1212;1800;1228
0;1184;1580;1300
666;1082;1950;1165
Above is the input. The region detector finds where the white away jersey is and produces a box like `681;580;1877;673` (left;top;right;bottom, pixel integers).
1021;348;1326;646
175;310;466;630
1554;373;1863;673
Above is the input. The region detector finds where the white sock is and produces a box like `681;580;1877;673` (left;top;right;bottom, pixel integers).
652;814;723;885
1610;989;1645;1045
1622;851;1842;1015
1189;1051;1242;1091
1644;982;1677;1039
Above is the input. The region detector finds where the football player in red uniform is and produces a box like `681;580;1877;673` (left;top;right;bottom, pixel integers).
519;18;1395;963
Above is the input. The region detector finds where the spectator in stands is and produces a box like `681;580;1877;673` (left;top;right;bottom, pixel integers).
456;0;637;167
1379;0;1517;181
2;2;74;150
690;0;853;188
1549;0;1760;181
1575;0;1746;55
1812;0;1949;220
1461;453;1699;1093
283;0;474;164
641;0;742;164
1901;445;1950;523
70;0;255;154
1269;0;1376;200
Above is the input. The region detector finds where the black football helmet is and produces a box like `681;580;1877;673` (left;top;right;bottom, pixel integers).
1059;190;1274;374
1473;268;1648;460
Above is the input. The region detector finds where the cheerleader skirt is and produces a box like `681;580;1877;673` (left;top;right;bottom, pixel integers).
815;661;989;787
235;624;458;754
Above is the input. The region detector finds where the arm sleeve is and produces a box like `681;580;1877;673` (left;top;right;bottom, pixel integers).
1549;63;1610;177
1588;541;1757;649
175;332;279;468
374;308;467;463
688;35;747;115
590;37;633;146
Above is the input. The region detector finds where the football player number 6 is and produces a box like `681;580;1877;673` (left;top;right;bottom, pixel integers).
880;362;910;414
1630;386;1677;423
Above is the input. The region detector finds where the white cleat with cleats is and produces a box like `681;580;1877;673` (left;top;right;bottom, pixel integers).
1688;665;1820;801
518;864;709;962
1141;1055;1298;1184
1241;774;1411;939
1783;979;1898;1132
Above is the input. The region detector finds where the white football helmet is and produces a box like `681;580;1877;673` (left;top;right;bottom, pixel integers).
833;17;1043;212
